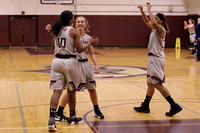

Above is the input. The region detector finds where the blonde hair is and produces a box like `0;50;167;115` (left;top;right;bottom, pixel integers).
189;18;195;24
75;16;90;33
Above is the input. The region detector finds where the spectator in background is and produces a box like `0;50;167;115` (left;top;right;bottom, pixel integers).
195;22;200;62
184;19;196;55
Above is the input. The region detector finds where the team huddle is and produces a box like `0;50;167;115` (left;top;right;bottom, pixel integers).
47;3;182;132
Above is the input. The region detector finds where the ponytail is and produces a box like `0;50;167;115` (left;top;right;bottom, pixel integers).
50;20;62;36
163;22;170;34
51;10;74;36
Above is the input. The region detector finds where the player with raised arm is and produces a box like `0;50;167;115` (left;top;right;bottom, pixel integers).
133;3;182;116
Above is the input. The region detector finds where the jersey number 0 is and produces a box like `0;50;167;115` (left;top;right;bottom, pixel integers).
57;38;66;48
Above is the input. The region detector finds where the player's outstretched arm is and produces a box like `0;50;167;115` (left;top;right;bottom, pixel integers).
138;5;154;29
147;3;165;38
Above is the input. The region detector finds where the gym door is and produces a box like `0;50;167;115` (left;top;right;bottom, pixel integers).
9;16;37;47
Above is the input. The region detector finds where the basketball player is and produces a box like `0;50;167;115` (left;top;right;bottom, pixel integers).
55;16;104;121
134;3;182;116
46;16;104;121
184;19;196;54
48;10;99;132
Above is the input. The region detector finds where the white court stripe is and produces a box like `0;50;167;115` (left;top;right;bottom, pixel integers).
0;126;89;130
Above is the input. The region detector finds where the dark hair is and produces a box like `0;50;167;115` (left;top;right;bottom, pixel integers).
156;13;170;33
51;10;74;36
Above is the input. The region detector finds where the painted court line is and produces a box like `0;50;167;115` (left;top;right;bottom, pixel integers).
0;126;89;130
90;123;200;128
15;82;27;133
9;48;13;64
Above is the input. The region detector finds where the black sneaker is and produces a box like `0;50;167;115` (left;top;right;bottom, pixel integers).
68;115;82;125
190;50;196;55
55;112;69;122
94;110;104;119
165;103;182;116
196;59;200;62
48;117;57;132
133;102;150;113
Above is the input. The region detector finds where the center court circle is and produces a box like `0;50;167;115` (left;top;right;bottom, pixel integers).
92;65;146;78
19;65;147;79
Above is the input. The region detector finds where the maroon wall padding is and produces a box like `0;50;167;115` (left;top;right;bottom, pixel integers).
24;16;37;46
37;15;59;46
0;16;9;46
166;16;189;46
0;15;190;47
84;15;188;46
85;16;151;46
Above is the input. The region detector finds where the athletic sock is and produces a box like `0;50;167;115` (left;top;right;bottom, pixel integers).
166;95;176;106
70;110;76;117
57;106;64;114
143;95;152;106
50;108;56;117
93;105;99;112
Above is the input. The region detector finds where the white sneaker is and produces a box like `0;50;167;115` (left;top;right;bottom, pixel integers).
48;117;57;132
68;115;82;125
189;48;193;51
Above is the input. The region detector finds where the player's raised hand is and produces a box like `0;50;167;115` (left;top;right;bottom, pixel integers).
184;21;187;25
138;5;143;11
45;24;52;32
146;2;151;10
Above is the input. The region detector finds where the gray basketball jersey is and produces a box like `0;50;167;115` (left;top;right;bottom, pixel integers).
76;34;89;59
188;24;195;34
54;26;76;55
147;28;166;58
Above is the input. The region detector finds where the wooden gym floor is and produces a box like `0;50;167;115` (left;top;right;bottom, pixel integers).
0;47;200;133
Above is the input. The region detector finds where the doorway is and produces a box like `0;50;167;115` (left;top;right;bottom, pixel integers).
9;16;37;47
